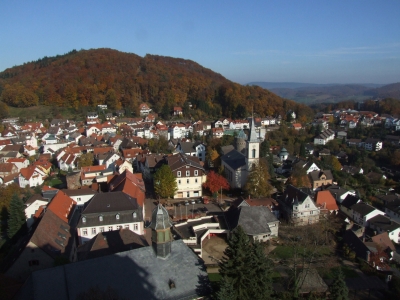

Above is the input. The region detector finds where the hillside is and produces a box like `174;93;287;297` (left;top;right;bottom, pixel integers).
0;48;313;121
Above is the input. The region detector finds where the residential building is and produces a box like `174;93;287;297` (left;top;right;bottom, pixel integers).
139;103;152;116
308;170;333;191
19;165;45;188
278;185;320;226
167;153;206;198
24;195;48;228
177;141;206;162
76;191;144;244
364;138;383;151
313;129;335;145
314;190;339;214
62;189;97;211
368;215;400;244
351;202;384;226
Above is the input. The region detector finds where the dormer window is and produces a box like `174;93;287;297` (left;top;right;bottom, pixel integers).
186;171;190;176
194;170;198;176
82;217;86;223
133;212;137;218
177;171;181;177
99;215;103;222
116;214;120;220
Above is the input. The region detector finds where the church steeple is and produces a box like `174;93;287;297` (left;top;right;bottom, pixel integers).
149;204;173;258
248;116;259;143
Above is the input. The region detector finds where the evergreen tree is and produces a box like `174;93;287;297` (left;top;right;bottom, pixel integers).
299;142;306;158
260;139;270;157
218;226;274;300
7;193;26;239
153;165;178;198
329;268;349;300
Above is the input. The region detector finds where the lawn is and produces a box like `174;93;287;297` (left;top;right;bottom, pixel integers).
318;265;358;280
270;245;294;260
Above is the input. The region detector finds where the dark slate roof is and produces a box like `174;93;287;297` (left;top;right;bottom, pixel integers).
368;215;400;232
167;152;204;171
308;170;333;181
62;189;98;197
220;145;235;155
351;202;377;216
179;142;195;153
77;229;148;261
221;149;246;170
20;240;211;300
228;206;278;236
341;194;360;209
385;198;400;214
149;204;172;230
282;184;311;206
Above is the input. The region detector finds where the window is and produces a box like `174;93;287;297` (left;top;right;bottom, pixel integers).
310;211;313;215
195;179;198;183
187;192;190;197
82;229;88;236
186;171;190;176
77;197;81;202
305;204;310;208
82;217;86;223
92;228;96;234
133;212;137;218
252;149;256;158
178;180;181;185
99;215;103;222
116;214;120;220
194;170;198;176
125;225;130;229
133;224;138;231
100;227;104;232
108;226;113;231
187;179;189;184
117;225;122;230
177;171;181;177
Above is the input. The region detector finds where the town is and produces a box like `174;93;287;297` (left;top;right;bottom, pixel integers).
0;99;399;299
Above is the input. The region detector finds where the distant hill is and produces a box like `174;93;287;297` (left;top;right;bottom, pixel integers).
0;48;313;120
247;82;398;104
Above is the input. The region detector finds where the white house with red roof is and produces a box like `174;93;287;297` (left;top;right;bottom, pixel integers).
139;103;152;116
6;157;29;172
173;106;183;115
19;165;45;188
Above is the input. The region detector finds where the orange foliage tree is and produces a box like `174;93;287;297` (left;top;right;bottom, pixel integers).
203;171;230;194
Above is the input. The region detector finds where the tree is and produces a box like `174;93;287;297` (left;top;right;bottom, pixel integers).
203;171;230;194
7;193;26;239
329;268;349;300
153;165;177;198
244;160;273;198
78;152;94;169
260;139;270;158
299;142;306;158
218;226;273;300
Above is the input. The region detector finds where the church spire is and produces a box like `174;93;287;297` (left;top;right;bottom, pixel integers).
248;112;258;143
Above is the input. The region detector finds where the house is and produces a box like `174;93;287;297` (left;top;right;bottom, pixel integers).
340;194;361;217
292;123;303;130
167;153;206;199
364;138;383;151
313;129;335;145
342;165;363;175
47;190;77;224
292;160;320;174
278;185;320;226
227;206;279;242
0;163;18;177
351;202;384;226
62;189;97;211
347;138;363;148
177;141;206;162
235;197;280;219
173;106;183;115
314;190;339;214
80;165;109;186
76;191;144;244
308;170;333;191
385;135;400;146
5;209;76;281
19;166;45;188
384;198;400;223
211;127;224;138
139;103;152;116
24;195;48;228
368;215;400;244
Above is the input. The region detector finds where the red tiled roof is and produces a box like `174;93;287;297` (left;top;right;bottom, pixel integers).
20;165;38;180
47;190;76;223
315;190;339;211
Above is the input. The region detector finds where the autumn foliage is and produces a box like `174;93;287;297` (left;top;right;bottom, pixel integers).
0;48;314;120
203;171;230;194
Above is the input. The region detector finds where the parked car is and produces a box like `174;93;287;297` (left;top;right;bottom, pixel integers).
184;201;189;206
190;200;195;205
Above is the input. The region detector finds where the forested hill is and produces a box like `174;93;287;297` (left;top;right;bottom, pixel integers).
0;48;313;120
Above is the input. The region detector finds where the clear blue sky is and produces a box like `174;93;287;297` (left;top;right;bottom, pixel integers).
1;0;399;84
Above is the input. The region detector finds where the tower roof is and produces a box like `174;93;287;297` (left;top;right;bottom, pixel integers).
237;129;247;139
248;117;259;143
149;204;172;230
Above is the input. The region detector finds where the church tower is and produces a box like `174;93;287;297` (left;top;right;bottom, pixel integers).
149;204;173;258
246;117;260;171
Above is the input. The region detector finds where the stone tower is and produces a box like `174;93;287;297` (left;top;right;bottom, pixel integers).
235;129;247;154
149;204;173;258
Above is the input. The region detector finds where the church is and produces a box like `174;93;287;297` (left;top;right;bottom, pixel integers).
221;117;262;189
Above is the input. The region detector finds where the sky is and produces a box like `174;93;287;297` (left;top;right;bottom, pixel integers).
1;0;400;85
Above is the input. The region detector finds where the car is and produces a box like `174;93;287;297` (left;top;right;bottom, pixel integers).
195;199;202;204
184;201;189;206
190;200;195;205
176;202;181;207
